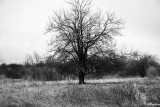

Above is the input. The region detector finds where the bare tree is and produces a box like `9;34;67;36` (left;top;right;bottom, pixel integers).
25;52;42;66
24;52;44;80
25;54;34;66
0;57;3;65
46;0;124;84
34;52;41;64
0;54;5;65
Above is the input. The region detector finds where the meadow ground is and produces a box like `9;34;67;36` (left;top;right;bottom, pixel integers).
0;77;160;107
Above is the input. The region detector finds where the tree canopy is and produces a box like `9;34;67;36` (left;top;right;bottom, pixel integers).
46;0;124;84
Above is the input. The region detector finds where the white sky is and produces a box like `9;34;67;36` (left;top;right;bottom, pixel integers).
0;0;160;63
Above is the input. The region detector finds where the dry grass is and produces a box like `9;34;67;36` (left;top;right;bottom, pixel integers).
0;79;66;107
56;82;146;107
0;77;160;107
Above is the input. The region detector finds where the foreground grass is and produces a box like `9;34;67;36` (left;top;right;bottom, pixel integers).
0;77;160;107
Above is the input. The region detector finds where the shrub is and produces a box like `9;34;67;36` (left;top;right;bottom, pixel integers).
146;66;159;78
119;53;160;78
0;74;6;80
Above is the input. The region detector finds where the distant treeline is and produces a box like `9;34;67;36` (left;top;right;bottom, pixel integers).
0;51;160;80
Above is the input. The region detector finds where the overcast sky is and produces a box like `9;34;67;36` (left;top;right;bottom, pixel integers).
0;0;160;64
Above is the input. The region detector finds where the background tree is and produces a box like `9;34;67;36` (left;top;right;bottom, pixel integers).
138;54;159;77
0;54;5;65
46;0;124;84
24;53;43;80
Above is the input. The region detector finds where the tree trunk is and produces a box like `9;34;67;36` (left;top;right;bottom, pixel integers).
78;52;87;84
79;70;85;84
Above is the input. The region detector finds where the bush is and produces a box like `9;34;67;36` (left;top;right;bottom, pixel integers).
146;66;159;78
118;53;160;78
0;74;6;80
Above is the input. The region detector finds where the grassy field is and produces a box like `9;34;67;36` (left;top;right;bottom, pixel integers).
0;77;160;107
